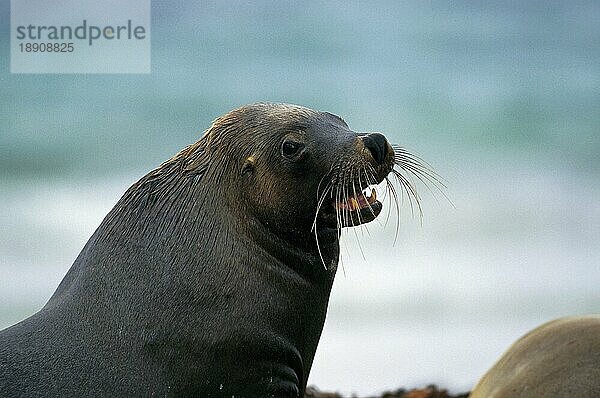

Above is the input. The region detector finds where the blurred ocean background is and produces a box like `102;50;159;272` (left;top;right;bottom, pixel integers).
1;1;599;395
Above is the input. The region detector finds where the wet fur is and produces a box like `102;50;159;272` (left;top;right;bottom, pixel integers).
0;103;437;397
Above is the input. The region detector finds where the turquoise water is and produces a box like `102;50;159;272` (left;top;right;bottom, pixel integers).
1;1;599;394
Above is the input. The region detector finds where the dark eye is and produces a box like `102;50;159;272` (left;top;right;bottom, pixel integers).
281;140;305;158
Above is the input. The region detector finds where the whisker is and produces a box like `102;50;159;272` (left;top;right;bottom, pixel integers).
311;163;340;270
385;176;402;244
312;143;447;272
390;170;417;220
392;146;453;207
361;164;378;221
347;163;367;261
357;166;372;239
338;166;350;276
311;180;334;232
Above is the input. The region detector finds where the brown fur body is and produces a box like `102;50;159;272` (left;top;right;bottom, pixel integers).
470;315;600;398
0;104;396;397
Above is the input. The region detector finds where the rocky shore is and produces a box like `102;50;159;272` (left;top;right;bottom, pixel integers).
305;385;469;398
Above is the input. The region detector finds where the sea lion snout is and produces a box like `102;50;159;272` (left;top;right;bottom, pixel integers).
354;131;394;182
361;132;390;165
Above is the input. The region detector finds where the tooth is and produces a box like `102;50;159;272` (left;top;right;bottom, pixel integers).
350;197;359;211
368;188;377;204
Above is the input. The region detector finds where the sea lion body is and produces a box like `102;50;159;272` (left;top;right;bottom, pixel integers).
470;315;600;398
0;104;396;397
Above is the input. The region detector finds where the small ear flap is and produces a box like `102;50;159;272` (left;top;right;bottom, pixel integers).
241;155;256;175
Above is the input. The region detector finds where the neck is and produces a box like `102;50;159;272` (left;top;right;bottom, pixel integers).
245;214;340;285
45;173;340;394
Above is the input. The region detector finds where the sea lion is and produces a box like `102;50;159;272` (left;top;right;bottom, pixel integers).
470;315;600;398
0;103;431;397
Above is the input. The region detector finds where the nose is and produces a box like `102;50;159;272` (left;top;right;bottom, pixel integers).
361;133;389;165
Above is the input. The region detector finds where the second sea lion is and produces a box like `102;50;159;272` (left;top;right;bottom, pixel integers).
470;315;600;398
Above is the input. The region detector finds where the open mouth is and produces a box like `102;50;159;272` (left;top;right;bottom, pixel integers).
317;185;383;229
335;187;377;211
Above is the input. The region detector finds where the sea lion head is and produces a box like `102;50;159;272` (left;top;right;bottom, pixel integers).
151;102;434;272
198;103;395;242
